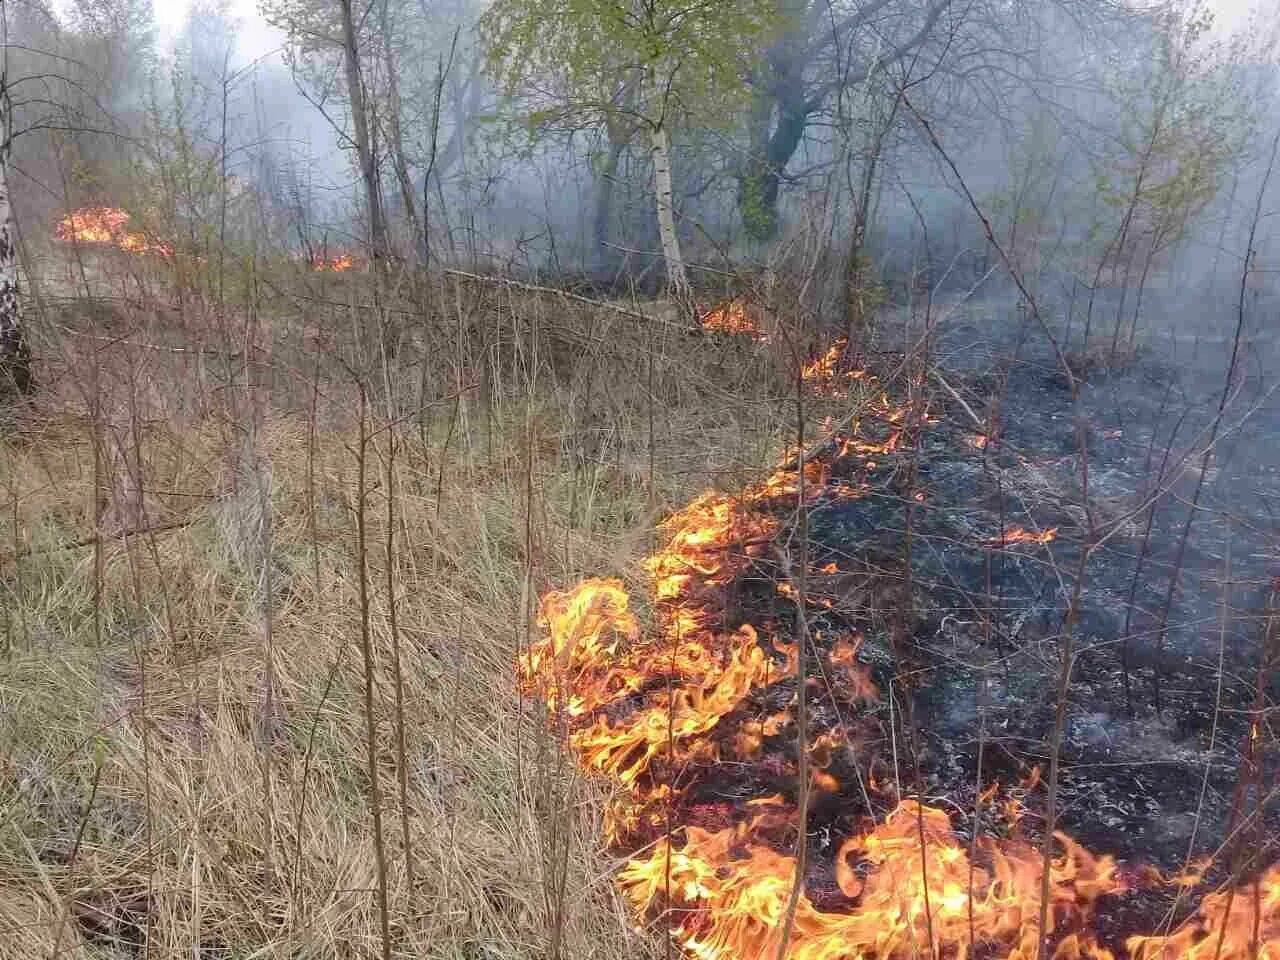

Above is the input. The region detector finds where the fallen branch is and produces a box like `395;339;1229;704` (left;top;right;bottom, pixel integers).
928;366;984;429
0;515;198;565
441;268;699;331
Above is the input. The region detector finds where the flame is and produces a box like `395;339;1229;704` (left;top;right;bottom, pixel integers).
56;206;128;244
618;800;1129;960
701;299;766;341
519;471;805;787
801;339;869;396
311;253;360;272
518;338;1280;960
986;525;1059;547
1126;865;1280;960
55;207;173;257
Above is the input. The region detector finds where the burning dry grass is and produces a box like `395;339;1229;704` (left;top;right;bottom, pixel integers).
0;283;793;958
517;326;1280;960
55;207;175;259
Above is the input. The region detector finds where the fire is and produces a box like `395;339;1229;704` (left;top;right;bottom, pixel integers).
1126;865;1280;959
519;338;1280;960
801;338;870;396
521;468;803;785
56;206;128;244
986;525;1059;547
55;207;173;257
701;299;766;340
311;253;360;272
618;800;1129;960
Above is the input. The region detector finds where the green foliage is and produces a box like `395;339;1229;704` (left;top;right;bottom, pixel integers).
1090;0;1264;264
738;171;776;244
479;0;782;133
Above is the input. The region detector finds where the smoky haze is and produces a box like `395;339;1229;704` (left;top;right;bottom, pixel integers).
2;0;1280;957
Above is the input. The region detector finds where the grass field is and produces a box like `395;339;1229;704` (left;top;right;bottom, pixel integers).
0;268;795;958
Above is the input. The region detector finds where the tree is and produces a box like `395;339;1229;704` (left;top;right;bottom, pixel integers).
737;0;953;242
0;0;31;399
264;0;485;264
64;0;154;118
481;0;779;299
264;0;391;262
337;0;388;262
1080;0;1266;360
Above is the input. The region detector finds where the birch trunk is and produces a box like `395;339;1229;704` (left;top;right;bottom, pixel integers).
0;76;29;398
649;124;690;300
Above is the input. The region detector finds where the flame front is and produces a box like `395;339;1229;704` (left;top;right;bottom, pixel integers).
617;802;1129;960
519;343;1279;960
700;299;767;340
55;207;173;257
802;339;871;397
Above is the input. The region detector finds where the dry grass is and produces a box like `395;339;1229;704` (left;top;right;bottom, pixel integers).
0;275;795;958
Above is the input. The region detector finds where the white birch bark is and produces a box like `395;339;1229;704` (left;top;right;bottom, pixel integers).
0;58;29;397
650;124;690;300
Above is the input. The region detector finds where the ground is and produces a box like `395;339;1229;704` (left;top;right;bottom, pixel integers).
2;268;1276;957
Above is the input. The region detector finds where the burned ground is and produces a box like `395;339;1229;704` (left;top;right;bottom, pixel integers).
530;288;1280;957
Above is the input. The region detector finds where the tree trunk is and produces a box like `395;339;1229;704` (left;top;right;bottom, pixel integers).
843;94;898;352
1108;240;1138;363
1127;232;1160;357
591;139;626;276
737;0;950;242
736;0;814;242
380;0;419;252
0;78;29;398
843;170;874;348
338;0;389;263
649;124;690;300
738;69;809;243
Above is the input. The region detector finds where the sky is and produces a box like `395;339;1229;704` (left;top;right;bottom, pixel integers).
142;0;1265;70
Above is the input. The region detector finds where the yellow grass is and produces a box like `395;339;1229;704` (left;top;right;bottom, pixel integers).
0;280;792;958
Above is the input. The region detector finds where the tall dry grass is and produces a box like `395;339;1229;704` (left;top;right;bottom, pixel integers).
0;264;793;958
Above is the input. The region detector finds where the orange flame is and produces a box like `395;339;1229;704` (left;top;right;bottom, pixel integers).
519;339;1279;960
986;525;1059;547
55;207;173;257
311;253;360;272
801;338;869;396
701;299;766;340
1126;866;1280;959
618;800;1128;960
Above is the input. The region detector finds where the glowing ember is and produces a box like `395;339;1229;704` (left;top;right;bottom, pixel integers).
700;299;766;340
986;525;1059;547
518;341;1279;960
55;207;173;257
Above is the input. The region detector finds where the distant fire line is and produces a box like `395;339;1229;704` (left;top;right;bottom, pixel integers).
55;207;173;258
55;207;366;273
